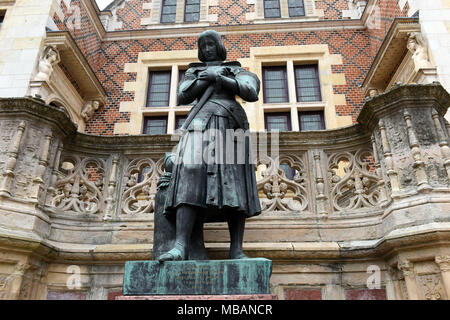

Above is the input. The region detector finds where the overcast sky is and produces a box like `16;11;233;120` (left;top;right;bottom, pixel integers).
96;0;114;10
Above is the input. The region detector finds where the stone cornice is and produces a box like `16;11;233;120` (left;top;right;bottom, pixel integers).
102;18;365;41
0;98;77;137
357;83;450;132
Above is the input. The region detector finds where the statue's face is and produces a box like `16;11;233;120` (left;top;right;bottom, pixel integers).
200;37;219;61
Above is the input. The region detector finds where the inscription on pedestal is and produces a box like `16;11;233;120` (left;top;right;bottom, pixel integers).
123;258;272;296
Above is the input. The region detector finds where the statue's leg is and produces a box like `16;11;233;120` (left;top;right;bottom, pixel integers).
189;212;209;260
158;205;197;262
227;213;250;259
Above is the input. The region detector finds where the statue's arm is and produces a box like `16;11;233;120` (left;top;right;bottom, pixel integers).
232;69;260;102
177;68;210;105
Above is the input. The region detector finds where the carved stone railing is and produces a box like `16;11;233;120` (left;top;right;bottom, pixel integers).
43;125;382;222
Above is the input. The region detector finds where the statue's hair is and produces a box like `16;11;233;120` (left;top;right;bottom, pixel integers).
197;30;227;62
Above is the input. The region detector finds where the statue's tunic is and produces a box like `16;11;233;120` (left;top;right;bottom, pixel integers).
164;61;261;217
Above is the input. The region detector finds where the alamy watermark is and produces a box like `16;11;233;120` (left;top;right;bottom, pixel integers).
66;265;81;290
169;127;280;167
366;265;381;290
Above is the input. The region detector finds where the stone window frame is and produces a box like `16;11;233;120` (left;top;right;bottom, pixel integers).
261;60;324;132
141;0;217;28
247;45;347;132
117;50;198;135
248;0;323;23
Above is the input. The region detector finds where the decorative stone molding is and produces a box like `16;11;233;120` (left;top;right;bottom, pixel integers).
431;110;450;181
435;256;450;272
403;109;431;191
0;121;26;197
359;83;450;197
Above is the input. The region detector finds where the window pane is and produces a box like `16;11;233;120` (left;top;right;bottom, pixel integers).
265;113;291;132
147;71;171;107
299;111;325;131
264;0;281;18
295;65;321;102
263;67;288;103
161;0;177;23
185;0;200;22
175;116;187;129
288;0;305;17
144;117;168;135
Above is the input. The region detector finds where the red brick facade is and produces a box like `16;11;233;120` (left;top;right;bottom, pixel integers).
53;0;412;135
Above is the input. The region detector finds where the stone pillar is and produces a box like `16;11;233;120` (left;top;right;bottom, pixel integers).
435;255;450;298
398;260;419;300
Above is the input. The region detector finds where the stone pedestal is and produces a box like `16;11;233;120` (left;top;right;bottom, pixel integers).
122;258;273;296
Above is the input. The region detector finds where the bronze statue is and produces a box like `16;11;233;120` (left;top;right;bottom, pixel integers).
156;30;262;262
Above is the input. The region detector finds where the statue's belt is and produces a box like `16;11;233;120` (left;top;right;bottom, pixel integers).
206;99;248;130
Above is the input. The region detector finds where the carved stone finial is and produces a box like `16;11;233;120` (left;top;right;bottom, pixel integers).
34;46;60;82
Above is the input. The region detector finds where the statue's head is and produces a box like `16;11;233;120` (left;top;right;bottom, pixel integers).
43;46;59;64
407;37;417;52
197;30;227;62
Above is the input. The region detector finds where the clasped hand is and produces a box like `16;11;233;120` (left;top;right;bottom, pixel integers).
197;67;228;83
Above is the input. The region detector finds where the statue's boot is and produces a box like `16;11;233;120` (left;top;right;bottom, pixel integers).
158;241;185;262
158;205;197;262
227;214;250;259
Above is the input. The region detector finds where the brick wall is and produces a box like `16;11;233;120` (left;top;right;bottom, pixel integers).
53;0;103;72
50;0;413;135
